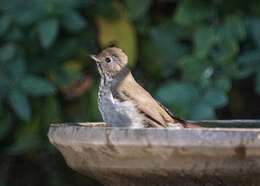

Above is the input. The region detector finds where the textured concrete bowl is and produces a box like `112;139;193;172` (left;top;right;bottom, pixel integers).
48;120;260;186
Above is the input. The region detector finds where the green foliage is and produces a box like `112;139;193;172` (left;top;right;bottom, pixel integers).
38;19;59;48
175;0;216;26
151;0;259;119
124;0;151;20
1;0;260;185
9;89;31;121
157;81;199;107
21;76;55;96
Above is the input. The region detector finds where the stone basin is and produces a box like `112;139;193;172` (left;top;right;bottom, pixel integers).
48;120;260;186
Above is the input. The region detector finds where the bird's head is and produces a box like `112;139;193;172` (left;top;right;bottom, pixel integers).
90;47;129;79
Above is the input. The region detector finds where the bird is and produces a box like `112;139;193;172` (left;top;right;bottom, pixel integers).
90;47;200;128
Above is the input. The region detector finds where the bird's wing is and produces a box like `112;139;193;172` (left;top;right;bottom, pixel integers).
114;78;186;128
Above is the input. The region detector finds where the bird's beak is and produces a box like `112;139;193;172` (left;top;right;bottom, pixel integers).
90;55;101;63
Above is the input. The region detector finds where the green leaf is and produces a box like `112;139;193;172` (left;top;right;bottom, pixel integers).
224;15;246;41
0;75;9;97
7;136;39;155
237;49;260;65
215;16;245;62
6;28;23;42
256;72;260;94
248;18;260;48
180;55;207;81
7;58;26;81
21;76;55;96
6;0;42;26
190;102;215;120
7;115;41;155
174;0;215;26
0;15;11;35
124;0;151;20
200;67;214;85
156;81;199;106
150;26;187;64
38;19;59;48
8;90;31;121
63;11;86;32
194;27;216;58
215;76;231;92
0;44;16;61
236;50;259;78
95;0;121;20
203;89;228;108
215;28;238;61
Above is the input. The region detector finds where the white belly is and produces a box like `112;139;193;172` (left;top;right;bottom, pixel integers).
98;88;144;128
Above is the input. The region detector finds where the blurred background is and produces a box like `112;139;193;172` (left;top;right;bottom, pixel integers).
1;0;260;185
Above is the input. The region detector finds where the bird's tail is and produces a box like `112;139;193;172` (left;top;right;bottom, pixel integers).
184;122;202;128
169;120;202;128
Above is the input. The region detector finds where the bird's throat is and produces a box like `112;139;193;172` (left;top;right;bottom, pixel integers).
97;63;104;77
97;63;108;85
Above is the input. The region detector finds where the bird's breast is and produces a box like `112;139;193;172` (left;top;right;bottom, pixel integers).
98;85;144;128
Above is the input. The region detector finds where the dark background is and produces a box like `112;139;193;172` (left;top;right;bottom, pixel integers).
1;0;260;185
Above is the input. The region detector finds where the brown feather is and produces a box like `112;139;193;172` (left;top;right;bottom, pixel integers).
112;72;192;128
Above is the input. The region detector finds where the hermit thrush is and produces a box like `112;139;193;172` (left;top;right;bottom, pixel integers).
90;47;200;128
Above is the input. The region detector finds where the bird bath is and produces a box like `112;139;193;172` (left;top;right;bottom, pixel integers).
48;120;260;186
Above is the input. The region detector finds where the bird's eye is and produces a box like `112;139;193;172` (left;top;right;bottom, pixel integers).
105;57;112;63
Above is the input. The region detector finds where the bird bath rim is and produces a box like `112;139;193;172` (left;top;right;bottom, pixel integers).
48;120;260;186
